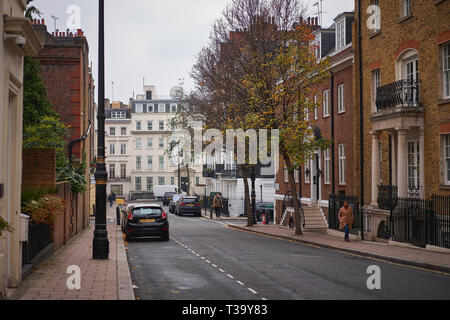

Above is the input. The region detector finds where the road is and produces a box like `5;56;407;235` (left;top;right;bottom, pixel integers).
125;204;450;300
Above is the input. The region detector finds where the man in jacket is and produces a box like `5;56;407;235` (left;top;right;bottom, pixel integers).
212;193;224;218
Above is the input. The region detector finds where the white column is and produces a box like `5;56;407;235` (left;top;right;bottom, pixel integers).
391;132;397;186
397;129;408;198
419;128;425;198
371;131;380;206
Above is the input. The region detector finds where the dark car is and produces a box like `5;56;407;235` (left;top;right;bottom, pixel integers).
176;197;201;217
162;192;176;206
256;202;274;222
169;193;185;213
123;204;169;241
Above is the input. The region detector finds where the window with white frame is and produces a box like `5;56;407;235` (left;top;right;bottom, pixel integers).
323;90;330;117
314;95;318;120
336;19;346;51
136;121;142;131
135;104;143;113
159;156;165;171
158;177;165;185
147;177;153;191
324;149;331;184
372;0;380;31
135;177;142;191
111;111;126;118
109;164;115;179
136;138;142;149
284;165;288;183
305;106;309;121
110;127;115;136
159;138;165;149
120;143;126;155
315;33;321;59
304;160;310;184
445;134;450;185
372;69;381;111
171;104;177;112
147;156;153;171
121;127;127;135
147;138;153;148
402;0;411;17
196;177;200;185
136;156;142;171
110;144;115;155
159;104;165;113
159;121;165;131
171;177;175;185
338;144;346;184
338;84;345;113
443;42;450;99
147;121;153;131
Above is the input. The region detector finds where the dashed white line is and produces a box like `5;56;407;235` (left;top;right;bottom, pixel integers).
219;268;225;273
205;260;211;264
236;280;244;286
212;264;217;268
248;288;258;295
261;298;268;301
227;274;235;279
201;257;205;260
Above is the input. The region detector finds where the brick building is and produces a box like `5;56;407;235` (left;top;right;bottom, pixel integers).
353;0;450;239
275;13;356;230
31;20;96;230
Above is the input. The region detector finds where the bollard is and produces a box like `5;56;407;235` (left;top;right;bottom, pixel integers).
116;206;121;226
262;212;266;225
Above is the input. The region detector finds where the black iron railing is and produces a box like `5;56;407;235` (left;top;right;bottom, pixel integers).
22;223;52;266
430;195;450;249
377;185;398;210
376;79;420;111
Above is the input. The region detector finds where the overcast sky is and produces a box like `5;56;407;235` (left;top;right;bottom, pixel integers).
33;0;354;103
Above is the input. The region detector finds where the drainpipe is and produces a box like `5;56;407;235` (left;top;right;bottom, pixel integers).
358;0;364;206
330;71;335;196
68;120;92;166
358;0;365;241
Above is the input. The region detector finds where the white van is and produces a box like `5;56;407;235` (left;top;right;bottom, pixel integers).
153;185;178;200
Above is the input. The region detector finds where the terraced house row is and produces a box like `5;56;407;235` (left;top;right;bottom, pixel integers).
276;0;450;249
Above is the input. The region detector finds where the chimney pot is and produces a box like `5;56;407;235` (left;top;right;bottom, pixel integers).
42;18;45;25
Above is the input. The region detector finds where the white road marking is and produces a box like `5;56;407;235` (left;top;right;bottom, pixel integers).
248;288;258;295
212;264;217;268
219;269;225;273
205;260;211;264
261;298;268;301
227;274;234;279
201;257;205;260
236;280;244;286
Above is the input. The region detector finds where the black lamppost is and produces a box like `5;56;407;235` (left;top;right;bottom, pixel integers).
93;0;109;260
251;167;257;225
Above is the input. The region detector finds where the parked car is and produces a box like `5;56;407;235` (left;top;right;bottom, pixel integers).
162;192;176;206
169;193;186;213
153;185;178;200
121;204;136;232
256;202;274;222
176;196;201;217
123;204;169;241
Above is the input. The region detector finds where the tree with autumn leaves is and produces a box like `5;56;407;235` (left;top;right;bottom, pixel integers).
186;0;330;233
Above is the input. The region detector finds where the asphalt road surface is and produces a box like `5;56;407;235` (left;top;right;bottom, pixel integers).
125;204;450;300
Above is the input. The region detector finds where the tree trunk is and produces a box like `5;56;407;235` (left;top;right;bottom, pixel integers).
280;145;303;236
186;164;190;195
241;165;253;227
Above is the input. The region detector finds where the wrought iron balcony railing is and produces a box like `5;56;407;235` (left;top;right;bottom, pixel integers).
376;79;420;111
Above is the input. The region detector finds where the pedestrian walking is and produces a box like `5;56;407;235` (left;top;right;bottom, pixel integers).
212;193;224;219
108;192;116;208
338;200;354;242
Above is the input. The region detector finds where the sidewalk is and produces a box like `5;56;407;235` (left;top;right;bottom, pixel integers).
201;209;247;221
227;224;450;274
12;206;134;300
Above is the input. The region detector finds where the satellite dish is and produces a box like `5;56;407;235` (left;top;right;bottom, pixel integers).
170;86;183;99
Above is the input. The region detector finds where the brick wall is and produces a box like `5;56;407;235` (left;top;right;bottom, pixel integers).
22;148;56;188
353;0;450;204
52;182;73;250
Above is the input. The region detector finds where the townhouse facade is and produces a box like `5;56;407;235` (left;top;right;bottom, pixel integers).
32;20;95;231
106;85;205;199
0;0;42;298
274;13;356;229
354;0;450;240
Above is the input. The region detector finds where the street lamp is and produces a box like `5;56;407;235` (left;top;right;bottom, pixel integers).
251;167;257;225
93;0;109;260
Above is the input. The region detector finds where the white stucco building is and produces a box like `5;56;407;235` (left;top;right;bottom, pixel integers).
105;85;205;199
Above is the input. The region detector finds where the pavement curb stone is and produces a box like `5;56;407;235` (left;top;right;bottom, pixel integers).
227;224;450;274
116;226;135;300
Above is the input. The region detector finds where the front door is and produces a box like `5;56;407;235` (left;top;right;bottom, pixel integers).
311;154;321;204
407;140;420;197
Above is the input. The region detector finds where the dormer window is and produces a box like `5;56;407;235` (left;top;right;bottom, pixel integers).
336;19;345;51
315;33;321;59
135;104;143;113
111;111;126;118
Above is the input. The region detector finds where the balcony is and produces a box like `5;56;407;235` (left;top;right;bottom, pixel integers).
108;176;131;181
376;79;420;110
202;164;238;179
371;79;424;131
